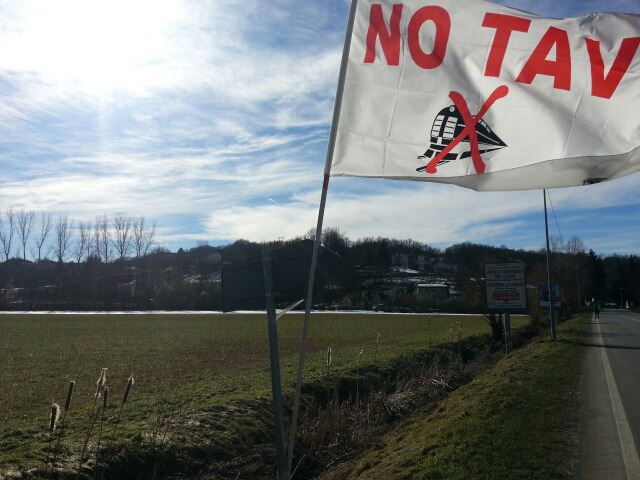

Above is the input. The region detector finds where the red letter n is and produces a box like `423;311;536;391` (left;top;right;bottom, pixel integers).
482;13;531;77
586;37;640;99
364;4;404;65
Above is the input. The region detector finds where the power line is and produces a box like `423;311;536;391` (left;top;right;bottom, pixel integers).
546;190;563;242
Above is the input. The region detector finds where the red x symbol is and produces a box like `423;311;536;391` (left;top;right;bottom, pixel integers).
424;85;509;175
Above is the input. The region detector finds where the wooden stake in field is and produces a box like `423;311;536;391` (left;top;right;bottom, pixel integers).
80;367;108;464
52;380;75;471
102;375;135;479
45;403;60;468
356;348;364;406
94;386;109;466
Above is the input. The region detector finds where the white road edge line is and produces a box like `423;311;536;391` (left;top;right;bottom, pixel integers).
595;318;640;480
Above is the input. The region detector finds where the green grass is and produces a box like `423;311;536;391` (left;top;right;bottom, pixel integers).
0;312;528;471
324;315;589;480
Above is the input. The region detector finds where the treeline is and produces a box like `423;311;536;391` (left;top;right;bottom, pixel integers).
0;210;156;263
0;214;637;311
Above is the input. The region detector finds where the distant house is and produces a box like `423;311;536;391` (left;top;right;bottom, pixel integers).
390;266;419;274
391;253;409;269
183;273;220;285
207;252;222;264
417;283;450;301
1;287;24;303
433;262;458;275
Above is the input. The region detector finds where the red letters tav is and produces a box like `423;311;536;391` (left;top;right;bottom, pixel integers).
363;3;639;100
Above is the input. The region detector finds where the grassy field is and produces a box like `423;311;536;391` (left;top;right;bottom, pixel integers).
0;312;528;472
323;315;588;480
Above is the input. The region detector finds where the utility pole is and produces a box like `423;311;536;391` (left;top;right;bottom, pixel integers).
576;267;581;310
620;288;623;309
544;190;556;339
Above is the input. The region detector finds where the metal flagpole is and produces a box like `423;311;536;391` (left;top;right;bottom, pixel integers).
285;0;359;477
543;189;556;339
262;248;287;479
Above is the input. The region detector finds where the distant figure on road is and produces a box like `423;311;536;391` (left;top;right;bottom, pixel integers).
594;303;600;320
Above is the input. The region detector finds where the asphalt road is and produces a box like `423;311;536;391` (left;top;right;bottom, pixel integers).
580;310;640;480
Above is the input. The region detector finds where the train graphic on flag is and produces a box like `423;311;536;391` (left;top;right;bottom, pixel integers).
416;105;507;172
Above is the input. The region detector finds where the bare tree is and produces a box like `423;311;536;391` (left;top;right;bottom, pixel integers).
95;215;111;263
565;236;586;256
54;215;73;263
143;222;155;256
132;216;156;258
304;228;317;241
549;234;565;253
112;215;132;260
34;212;53;262
0;209;16;261
92;220;102;261
16;210;35;261
74;222;91;263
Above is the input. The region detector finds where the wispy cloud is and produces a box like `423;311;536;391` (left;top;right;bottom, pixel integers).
0;0;638;254
204;173;640;250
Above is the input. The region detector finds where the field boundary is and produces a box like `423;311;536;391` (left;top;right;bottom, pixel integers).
104;327;535;479
0;310;530;316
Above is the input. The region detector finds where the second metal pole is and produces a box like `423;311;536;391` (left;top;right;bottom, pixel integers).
544;189;556;339
262;249;287;479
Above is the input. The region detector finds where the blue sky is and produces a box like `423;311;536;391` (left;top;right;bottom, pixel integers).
0;0;639;257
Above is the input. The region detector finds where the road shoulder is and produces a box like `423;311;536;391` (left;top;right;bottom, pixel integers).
579;313;640;480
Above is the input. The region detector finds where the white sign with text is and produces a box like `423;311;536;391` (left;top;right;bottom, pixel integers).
486;263;526;310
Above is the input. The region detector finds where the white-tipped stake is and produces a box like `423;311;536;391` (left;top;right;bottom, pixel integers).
64;381;75;413
102;386;109;411
123;375;134;404
96;368;108;397
49;403;60;432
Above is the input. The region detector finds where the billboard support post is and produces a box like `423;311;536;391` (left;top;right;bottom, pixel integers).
503;313;513;354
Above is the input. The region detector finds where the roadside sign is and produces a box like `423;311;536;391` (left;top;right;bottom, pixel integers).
538;283;561;308
485;263;527;311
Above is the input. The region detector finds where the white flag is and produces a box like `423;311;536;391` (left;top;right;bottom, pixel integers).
331;0;640;191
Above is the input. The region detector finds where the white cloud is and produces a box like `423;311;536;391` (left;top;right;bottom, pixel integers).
204;173;640;247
